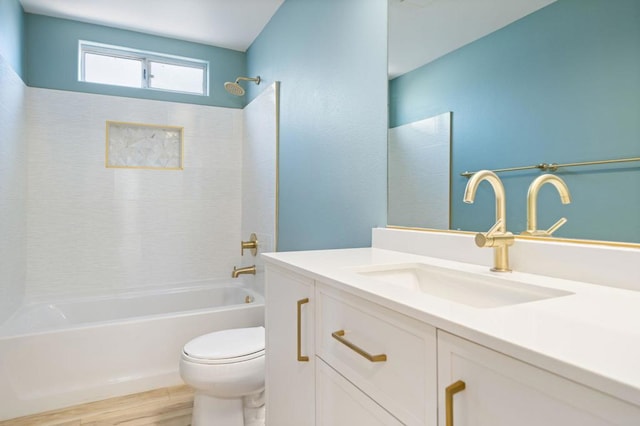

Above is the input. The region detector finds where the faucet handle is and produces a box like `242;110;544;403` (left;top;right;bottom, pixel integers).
521;217;567;237
475;219;514;248
545;217;567;236
241;233;259;256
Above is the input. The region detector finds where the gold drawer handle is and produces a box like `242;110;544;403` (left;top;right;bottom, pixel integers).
331;330;387;363
445;380;466;426
297;298;309;362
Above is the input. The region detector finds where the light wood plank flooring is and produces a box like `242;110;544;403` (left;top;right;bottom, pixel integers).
0;385;194;426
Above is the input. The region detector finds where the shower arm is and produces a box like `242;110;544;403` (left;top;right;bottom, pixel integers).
235;76;261;84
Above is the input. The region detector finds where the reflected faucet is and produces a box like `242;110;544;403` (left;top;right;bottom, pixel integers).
521;174;571;237
232;265;256;278
463;170;514;272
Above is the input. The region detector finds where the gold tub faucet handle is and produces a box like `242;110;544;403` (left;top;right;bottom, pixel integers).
241;233;259;256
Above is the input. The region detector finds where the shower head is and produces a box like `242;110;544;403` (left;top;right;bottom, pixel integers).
224;76;261;96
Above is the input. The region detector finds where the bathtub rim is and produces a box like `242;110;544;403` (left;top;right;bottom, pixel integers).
0;280;264;339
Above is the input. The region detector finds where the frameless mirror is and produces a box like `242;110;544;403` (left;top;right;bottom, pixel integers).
388;0;640;244
388;112;451;229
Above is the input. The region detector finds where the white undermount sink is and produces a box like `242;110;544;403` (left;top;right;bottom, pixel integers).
355;263;573;308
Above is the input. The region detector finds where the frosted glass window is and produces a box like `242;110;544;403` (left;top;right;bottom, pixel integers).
84;53;143;88
79;41;208;96
148;61;205;94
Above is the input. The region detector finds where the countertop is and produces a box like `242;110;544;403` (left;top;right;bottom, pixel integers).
263;247;640;406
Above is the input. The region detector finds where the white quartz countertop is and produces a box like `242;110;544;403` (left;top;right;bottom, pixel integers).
262;247;640;406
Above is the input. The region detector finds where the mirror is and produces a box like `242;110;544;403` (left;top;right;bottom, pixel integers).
388;112;451;229
388;0;640;244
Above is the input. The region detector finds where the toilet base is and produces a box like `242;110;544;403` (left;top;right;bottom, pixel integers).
191;393;244;426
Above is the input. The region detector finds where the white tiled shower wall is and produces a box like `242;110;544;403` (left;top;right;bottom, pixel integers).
0;55;27;322
26;89;244;298
241;83;278;295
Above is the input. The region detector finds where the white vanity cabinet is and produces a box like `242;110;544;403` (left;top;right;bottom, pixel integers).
437;331;640;426
264;266;315;426
264;260;640;426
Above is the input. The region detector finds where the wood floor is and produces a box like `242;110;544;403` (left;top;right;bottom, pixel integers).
0;385;194;426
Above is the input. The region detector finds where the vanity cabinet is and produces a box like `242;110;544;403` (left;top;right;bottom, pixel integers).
264;266;315;426
437;331;640;426
264;262;640;426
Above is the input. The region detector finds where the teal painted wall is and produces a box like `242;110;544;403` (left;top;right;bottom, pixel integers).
389;0;640;243
247;0;388;251
25;14;246;108
0;0;25;78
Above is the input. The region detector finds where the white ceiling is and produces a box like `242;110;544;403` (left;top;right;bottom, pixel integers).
19;0;285;52
388;0;557;78
20;0;555;76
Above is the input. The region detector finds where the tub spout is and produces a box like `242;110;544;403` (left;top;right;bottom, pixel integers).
232;265;256;278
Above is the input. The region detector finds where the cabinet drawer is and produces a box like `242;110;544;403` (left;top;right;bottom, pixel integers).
316;285;437;426
316;358;402;426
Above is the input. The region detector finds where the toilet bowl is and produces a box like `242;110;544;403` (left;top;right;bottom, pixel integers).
180;326;265;426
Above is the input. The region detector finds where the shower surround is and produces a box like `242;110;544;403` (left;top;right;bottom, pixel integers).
0;55;27;324
26;88;244;299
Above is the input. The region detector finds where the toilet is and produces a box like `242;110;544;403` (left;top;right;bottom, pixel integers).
180;326;265;426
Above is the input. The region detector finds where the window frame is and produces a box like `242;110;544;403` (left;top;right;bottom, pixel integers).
78;40;209;96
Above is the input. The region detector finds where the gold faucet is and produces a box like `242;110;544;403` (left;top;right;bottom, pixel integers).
463;170;514;272
521;174;571;237
232;265;256;278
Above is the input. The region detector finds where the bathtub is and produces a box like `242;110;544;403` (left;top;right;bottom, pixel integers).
0;281;264;421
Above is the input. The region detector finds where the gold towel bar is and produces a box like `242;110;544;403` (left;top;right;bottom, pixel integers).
461;156;640;177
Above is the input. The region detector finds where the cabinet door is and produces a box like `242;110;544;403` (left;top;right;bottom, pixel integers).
316;358;403;426
438;331;640;426
265;266;315;426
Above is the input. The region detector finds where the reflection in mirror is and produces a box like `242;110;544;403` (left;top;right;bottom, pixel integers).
388;112;451;229
388;0;640;244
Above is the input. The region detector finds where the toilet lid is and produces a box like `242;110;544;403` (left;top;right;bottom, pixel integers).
183;326;265;361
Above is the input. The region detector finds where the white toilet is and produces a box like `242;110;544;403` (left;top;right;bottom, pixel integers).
180;326;265;426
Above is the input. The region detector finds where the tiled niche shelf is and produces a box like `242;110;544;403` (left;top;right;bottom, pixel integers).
106;121;184;170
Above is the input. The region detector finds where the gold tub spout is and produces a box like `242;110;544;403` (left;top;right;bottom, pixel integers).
232;265;256;278
521;174;571;237
463;170;514;272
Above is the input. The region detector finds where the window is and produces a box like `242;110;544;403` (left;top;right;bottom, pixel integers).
79;41;208;96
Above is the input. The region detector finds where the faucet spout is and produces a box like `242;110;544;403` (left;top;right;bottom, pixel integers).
463;170;514;272
463;170;507;228
232;265;256;278
522;174;571;237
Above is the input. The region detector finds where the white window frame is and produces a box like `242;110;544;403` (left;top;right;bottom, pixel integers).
79;40;209;96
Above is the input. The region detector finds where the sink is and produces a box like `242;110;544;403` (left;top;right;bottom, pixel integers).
355;263;573;308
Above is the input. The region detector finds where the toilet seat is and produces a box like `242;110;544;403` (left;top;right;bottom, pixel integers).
183;326;265;365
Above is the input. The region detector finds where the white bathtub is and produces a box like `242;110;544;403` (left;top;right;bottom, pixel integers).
0;282;264;421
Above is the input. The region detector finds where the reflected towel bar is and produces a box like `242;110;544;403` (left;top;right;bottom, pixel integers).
461;156;640;178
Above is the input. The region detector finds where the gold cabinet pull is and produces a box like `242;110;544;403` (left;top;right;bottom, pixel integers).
445;380;466;426
297;298;309;362
331;330;387;362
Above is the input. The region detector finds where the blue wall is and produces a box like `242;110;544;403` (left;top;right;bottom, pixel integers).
390;0;640;243
248;0;388;251
25;14;246;108
0;0;25;78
